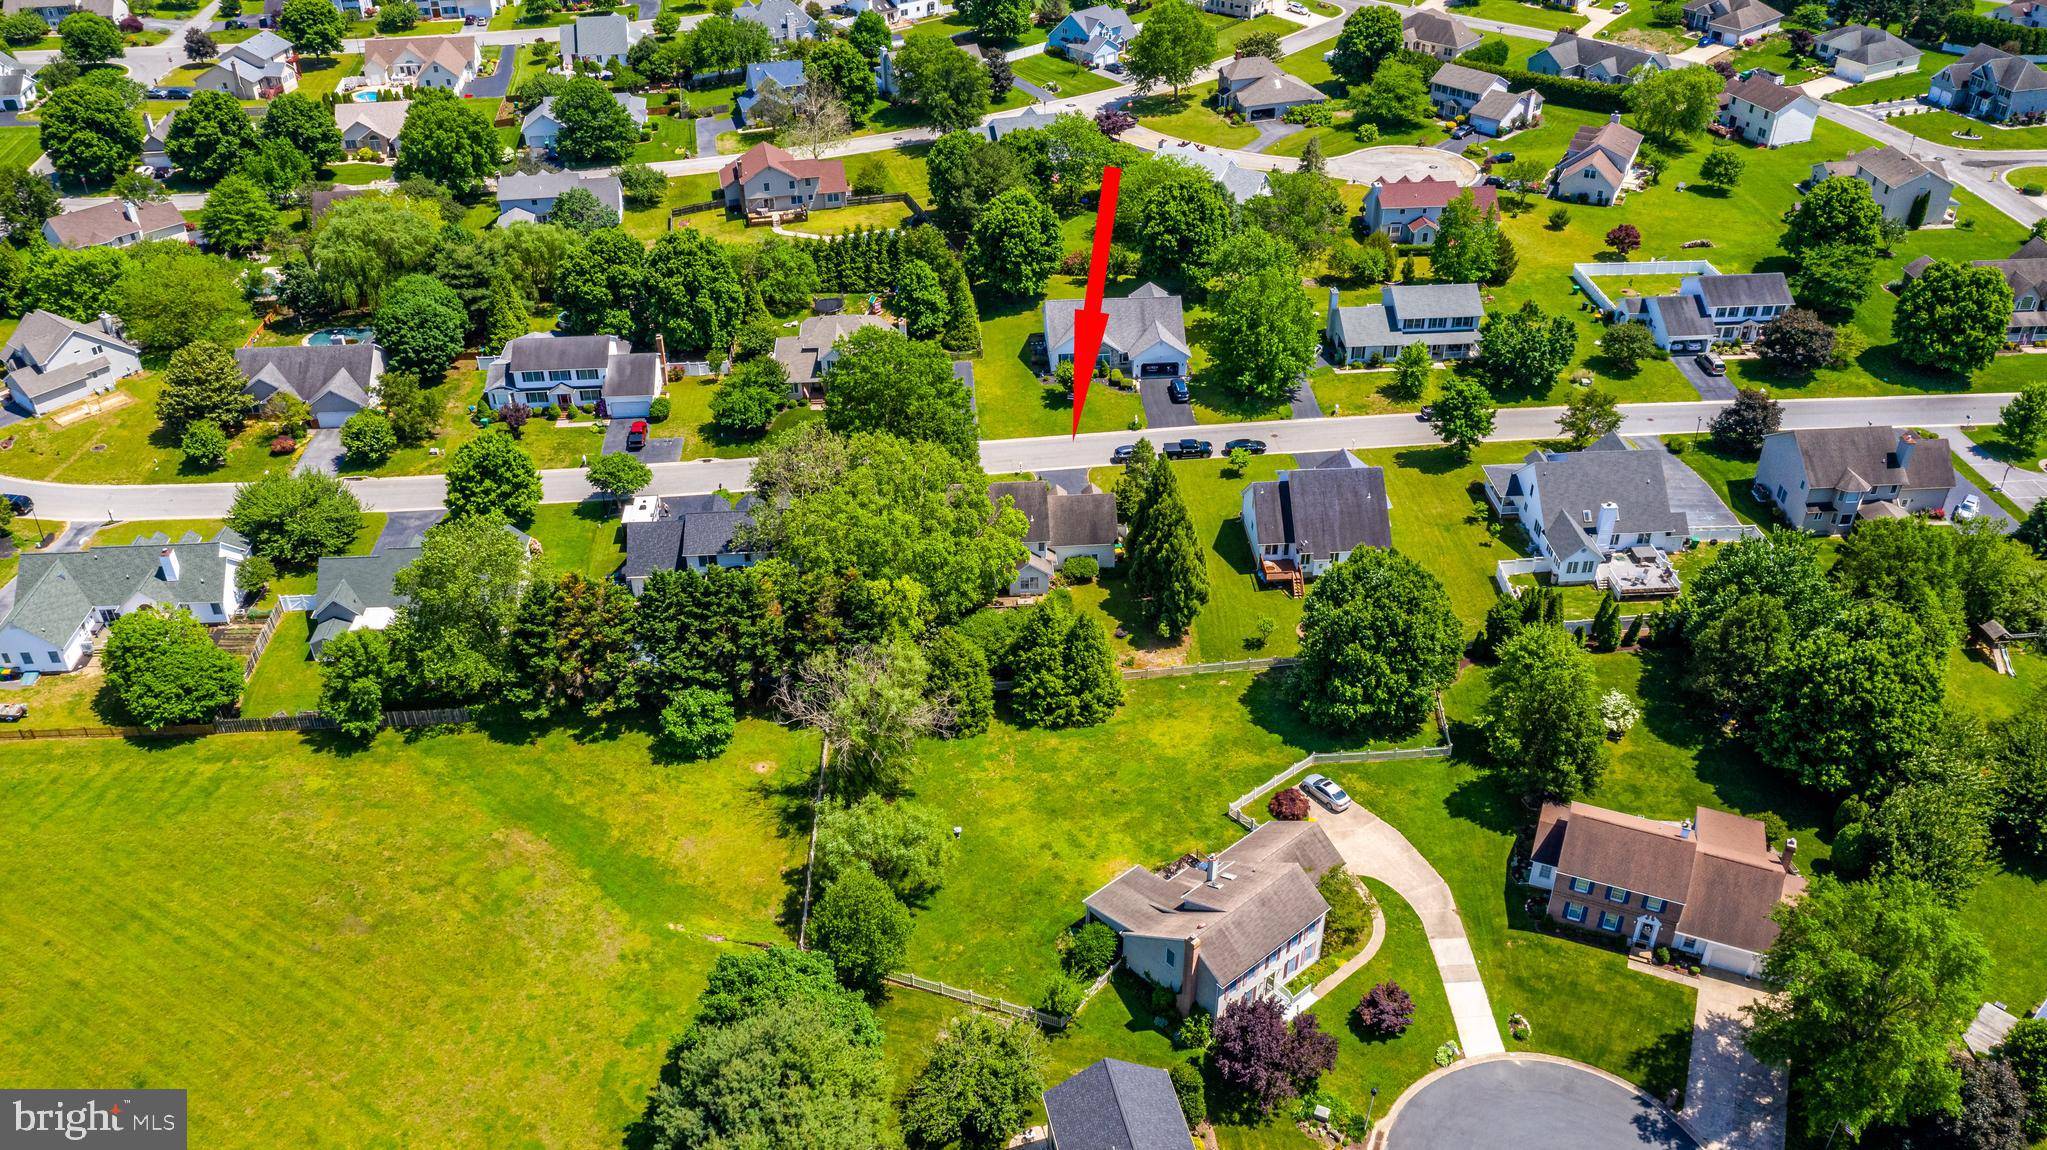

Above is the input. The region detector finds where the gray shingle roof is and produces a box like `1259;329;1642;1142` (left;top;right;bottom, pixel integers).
1817;24;1916;66
1403;8;1479;50
1837;144;1940;188
1938;42;2047;95
1691;272;1793;309
734;0;814;39
620;495;761;579
561;11;635;57
496;170;624;215
1043;1060;1195;1150
1494;433;1743;546
1044;282;1188;359
1778;426;1955;492
3;310;134;367
1722;71;1806;113
1217;55;1326;110
1532;31;1675;79
1386;282;1484;322
770;313;898;386
1430;61;1504;97
237;343;382;412
311;547;419;622
1243;462;1393;554
1152;138;1270;201
3;533;242;646
987;480;1120;549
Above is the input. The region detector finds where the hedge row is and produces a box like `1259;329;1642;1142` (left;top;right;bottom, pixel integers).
1943;11;2047;55
1452;58;1633;115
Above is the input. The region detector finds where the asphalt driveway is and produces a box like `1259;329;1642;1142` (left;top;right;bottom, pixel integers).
602;420;685;463
1673;355;1737;400
1139;379;1195;428
1388;1059;1696;1150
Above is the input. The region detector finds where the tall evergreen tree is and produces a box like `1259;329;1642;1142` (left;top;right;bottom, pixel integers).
1057;612;1122;727
1122;454;1209;639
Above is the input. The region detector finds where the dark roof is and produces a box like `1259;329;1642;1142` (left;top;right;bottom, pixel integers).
987;479;1119;549
1722;71;1807;113
1690;272;1793;309
3;531;245;645
1779;426;1954;493
1244;462;1393;554
1487;434;1742;545
237;343;382;412
1045;282;1188;358
1043;1059;1196;1150
620;495;761;579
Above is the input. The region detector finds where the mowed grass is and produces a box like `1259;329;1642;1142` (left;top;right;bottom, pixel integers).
1010;51;1118;96
1884;107;2047;150
1826;50;1957;105
0;372;283;484
971;281;1143;440
1129;91;1263;149
0;718;820;1147
240;612;325;715
1446;0;1588;30
0;126;41;168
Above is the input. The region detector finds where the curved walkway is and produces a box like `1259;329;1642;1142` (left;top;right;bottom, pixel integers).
1311;804;1505;1055
1287;889;1387;1015
1382;1055;1697;1150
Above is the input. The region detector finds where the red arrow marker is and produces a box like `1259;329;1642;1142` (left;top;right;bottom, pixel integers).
1069;164;1123;439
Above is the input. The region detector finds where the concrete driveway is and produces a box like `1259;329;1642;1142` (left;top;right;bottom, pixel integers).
1680;977;1786;1150
1387;1058;1697;1150
1139;379;1195;428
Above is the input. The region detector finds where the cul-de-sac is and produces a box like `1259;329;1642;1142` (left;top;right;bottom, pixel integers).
0;0;2044;1143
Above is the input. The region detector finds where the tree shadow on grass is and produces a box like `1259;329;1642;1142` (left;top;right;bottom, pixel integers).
1627;1018;1696;1105
1390;443;1474;478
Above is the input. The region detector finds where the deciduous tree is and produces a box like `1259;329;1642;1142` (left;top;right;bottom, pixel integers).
1429;190;1502;284
1484;624;1607;801
198;173;277;257
1476;301;1577;397
156;340;250;435
966;185;1061;298
1124;0;1214;94
1329;4;1400;83
1621;65;1723;139
443;432;541;523
1429;374;1495;458
39;82;141;186
394;88;500;195
371;273;467;383
1757;601;1945;793
903;1013;1047;1150
1212;995;1339;1115
103;607;242;728
1708;387;1781;457
1997;380;2047;454
1556;385;1622;448
894;32;990;132
318;628;392;738
1294;549;1462;738
165;89;258;183
822;326;978;461
1784;175;1884;254
226;471;365;567
809;855;913;991
58;11;123;63
1757;307;1836;373
278;0;348;54
552;75;640;164
502;572;638;718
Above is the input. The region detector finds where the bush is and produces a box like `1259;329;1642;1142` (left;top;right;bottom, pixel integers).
1654;945;1672;966
269;435;297;455
1169;1059;1206;1126
851;156;887;196
1268;786;1310;820
1599;688;1640;738
648;395;671;423
1318;865;1374;951
659;687;735;759
1451;59;1628;114
1059;555;1099;584
1039;973;1084;1017
1354;981;1416;1036
1432;1040;1462;1067
234;554;275;597
180;420;229;470
339;410;397;467
1283;102;1333;127
1063;920;1119;978
1174;1010;1213;1051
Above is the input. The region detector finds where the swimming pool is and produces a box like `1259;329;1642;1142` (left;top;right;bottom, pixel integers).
306;327;374;347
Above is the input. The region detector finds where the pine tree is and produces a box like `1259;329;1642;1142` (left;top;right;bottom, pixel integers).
1590;595;1621;652
1009;594;1073;727
1058;611;1122;727
1124;455;1209;639
1297;136;1325;174
1620;614;1644;648
940;260;982;353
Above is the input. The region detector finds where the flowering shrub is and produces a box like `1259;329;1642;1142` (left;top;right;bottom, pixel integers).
1599;689;1640;739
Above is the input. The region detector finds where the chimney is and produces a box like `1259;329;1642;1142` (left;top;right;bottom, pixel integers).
158;547;179;582
654;332;668;368
1894;432;1916;471
121;200;138;224
1609;110;1622;125
1174;934;1203;1019
1679;818;1692;840
1782;837;1799;875
1327;286;1341;315
97;312;119;337
1205;852;1222;889
1594;501;1619;545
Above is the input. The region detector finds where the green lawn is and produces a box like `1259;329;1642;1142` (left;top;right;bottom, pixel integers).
629;114;695;163
489;1;631;28
1589;3;1689;49
2005;166;2047;193
326;161;393;185
0;125;41;169
1882;108;2047;150
1197;9;1298;54
1826;50;1955;106
1447;0;1587;31
1300;879;1461;1110
969;283;1143;440
0;372;294;485
525;500;627;580
240;612;325;716
1725;34;1822;83
296;54;365;102
341;16;462;36
0;718;820;1147
1010;51;1119;97
1129;91;1263;149
89;518;229;547
1961;425;2044;473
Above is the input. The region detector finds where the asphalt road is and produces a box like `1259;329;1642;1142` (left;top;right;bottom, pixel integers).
0;393;2020;520
1387;1060;1696;1150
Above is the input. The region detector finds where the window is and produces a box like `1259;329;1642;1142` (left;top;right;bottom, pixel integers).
548;370;572;382
1598;910;1622;931
573;368;600;380
1563;902;1586;923
1641;896;1667;914
1605;886;1628;904
1532;863;1553;880
1569;876;1594;895
18;651;31;664
1165;947;1176;967
1635;533;1651;545
523;391;549;404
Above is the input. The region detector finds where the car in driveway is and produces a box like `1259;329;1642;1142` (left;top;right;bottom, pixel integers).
1224;438;1267;455
1694;352;1726;376
1451;124;1474;139
625;420;648;450
1167;378;1190;403
1162;439;1212;459
1954;493;1981;521
1301;773;1351;812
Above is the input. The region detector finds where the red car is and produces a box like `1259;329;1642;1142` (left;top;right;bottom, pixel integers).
626;420;648;450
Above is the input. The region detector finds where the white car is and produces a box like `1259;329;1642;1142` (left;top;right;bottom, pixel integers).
1301;773;1351;813
1954;494;1981;522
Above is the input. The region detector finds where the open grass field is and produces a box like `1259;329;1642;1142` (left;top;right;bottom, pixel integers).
0;373;291;486
296;54;365;102
1199;9;1298;54
341;15;463;36
489;1;631;28
1010;51;1119;96
2004;167;2047;193
0;126;41;169
1590;4;1689;49
1885;108;2047;150
1825;50;1954;105
1449;0;1587;30
526;499;628;580
240;611;324;715
0;718;819;1148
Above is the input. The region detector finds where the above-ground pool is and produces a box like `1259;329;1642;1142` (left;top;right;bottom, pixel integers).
307;327;374;347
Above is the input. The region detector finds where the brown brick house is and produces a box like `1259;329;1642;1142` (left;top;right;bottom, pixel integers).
1526;802;1804;978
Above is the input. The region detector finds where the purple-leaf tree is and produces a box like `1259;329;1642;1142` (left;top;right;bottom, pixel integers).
1267;787;1310;821
1213;995;1340;1115
1095;107;1137;138
1354;981;1415;1037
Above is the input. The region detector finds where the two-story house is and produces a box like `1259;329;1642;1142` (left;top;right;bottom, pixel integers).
560;12;638;66
196;30;296;100
495;170;624;225
1361;176;1498;243
1902;239;2047;346
1402;9;1479;59
619;494;763;593
1427;61;1507;115
520;91;646;150
1048;4;1135;68
1753;426;1956;533
1989;0;2047;26
1044;282;1189;384
989;478;1121;596
771;312;899;401
734;0;816;43
1527;31;1676;82
733;59;806;127
1809;146;1955;225
1928;43;2047;122
1683;0;1782;45
1631;271;1792;350
3;0;126;30
1717;70;1817;146
42;198;189;250
1215;55;1326;120
361;35;479;92
1483;433;1746;594
480;331;666;418
0;530;248;676
1549;113;1643;205
1085;820;1343;1017
338;100;408;157
238;342;382;429
720;141;849;218
0;49;35;111
1814;24;1920;84
1527;801;1805;977
308;546;419;658
1325;283;1486;364
1241;450;1391;592
1;310;140;417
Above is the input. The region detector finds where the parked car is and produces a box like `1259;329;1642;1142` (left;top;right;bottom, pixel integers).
161;87;192;100
1493;151;1515;163
223;18;246;28
1166;378;1190;403
1162;439;1212;459
145;86;170;99
1;494;32;516
1695;352;1726;376
1451;124;1474;139
1612;1;1628;11
1301;773;1352;812
1224;438;1267;455
1417;404;1435;422
1107;62;1124;74
0;703;26;722
625;420;648;450
1111;443;1139;464
1954;494;1981;522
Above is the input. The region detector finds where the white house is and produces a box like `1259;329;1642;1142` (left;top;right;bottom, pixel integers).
480;331;665;418
1324;283;1485;364
1550;113;1642;206
42;198;189;249
1;310;140;417
361;34;479;91
1683;0;1782;45
1482;433;1746;594
1630;271;1792;350
1810;146;1955;226
1043;282;1189;383
1814;24;1920;83
1402;9;1479;60
0;49;37;111
988;478;1121;596
3;0;127;29
1215;56;1326;120
559;11;638;66
1470;85;1544;136
1716;71;1816;146
520;90;647;150
1204;0;1269;16
1989;0;2047;26
0;530;248;676
1753;427;1956;534
196;30;296;100
1241;451;1392;589
237;342;382;429
718;141;849;215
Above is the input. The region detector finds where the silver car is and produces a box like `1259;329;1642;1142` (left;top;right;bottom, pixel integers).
1301;773;1351;813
